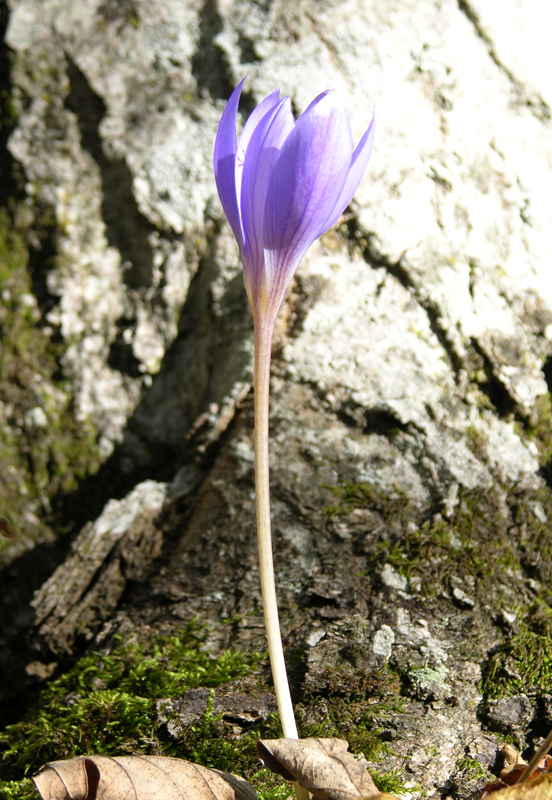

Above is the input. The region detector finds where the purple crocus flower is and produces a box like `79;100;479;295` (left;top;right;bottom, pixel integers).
213;81;374;755
214;78;375;326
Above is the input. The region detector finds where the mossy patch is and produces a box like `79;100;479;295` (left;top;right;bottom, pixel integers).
454;755;488;781
298;664;404;763
0;626;405;798
324;481;411;524
297;683;411;797
324;477;552;708
325;479;552;610
378;495;520;605
0;628;264;780
480;602;552;699
0;778;37;800
371;767;415;796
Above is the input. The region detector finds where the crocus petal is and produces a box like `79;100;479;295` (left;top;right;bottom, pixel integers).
262;90;353;316
241;97;295;307
235;90;281;212
325;111;375;231
213;78;246;249
214;80;375;326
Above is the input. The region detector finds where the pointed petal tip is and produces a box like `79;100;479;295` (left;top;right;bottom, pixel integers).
214;80;247;248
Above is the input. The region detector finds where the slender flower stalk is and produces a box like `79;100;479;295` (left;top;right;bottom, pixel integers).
253;318;299;738
214;78;374;748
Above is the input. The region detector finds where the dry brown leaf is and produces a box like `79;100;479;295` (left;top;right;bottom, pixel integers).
502;745;526;769
32;754;259;800
484;747;552;795
257;738;393;800
483;773;552;800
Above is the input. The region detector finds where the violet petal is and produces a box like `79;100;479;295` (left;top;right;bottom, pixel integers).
326;111;376;230
262;90;353;314
235;89;282;214
213;78;246;249
241;97;295;303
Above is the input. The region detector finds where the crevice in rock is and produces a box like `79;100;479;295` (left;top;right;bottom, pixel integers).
237;32;261;65
64;55;155;290
107;315;144;378
191;0;235;100
363;408;412;436
337;399;412;438
0;1;24;208
469;338;517;417
49;226;251;537
457;0;550;122
352;223;466;382
542;356;552;391
122;241;252;465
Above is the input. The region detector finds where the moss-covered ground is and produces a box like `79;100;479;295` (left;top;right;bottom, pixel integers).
0;625;408;800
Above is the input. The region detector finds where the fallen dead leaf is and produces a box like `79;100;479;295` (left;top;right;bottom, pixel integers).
483;773;552;800
503;745;527;770
257;737;395;800
32;754;259;800
484;748;552;794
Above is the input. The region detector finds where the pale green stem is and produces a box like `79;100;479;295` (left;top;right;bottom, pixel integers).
253;319;297;738
253;319;310;800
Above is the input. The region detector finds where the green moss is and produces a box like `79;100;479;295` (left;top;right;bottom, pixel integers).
0;623;410;798
0;629;264;780
371;768;415;795
184;684;404;790
387;497;516;599
492;731;524;751
480;603;552;699
298;688;409;795
454;755;488;780
0;779;37;800
253;773;294;800
324;481;410;522
180;702;282;782
323;479;552;612
324;477;552;712
299;671;404;763
1;626;408;795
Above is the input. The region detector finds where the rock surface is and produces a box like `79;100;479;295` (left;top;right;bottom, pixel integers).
1;0;552;797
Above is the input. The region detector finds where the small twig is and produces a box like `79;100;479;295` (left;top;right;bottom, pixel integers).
516;729;552;785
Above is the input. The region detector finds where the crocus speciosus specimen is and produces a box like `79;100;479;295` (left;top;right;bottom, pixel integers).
214;78;374;741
